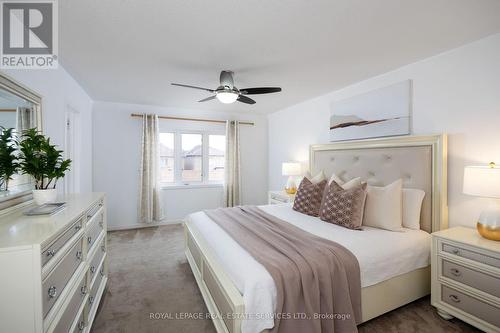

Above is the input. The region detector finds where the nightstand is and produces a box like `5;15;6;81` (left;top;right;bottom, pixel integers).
268;190;295;205
431;227;500;333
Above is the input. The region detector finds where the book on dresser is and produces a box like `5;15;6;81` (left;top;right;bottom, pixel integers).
0;193;108;333
431;226;500;333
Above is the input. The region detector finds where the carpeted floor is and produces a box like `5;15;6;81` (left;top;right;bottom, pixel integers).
92;224;479;333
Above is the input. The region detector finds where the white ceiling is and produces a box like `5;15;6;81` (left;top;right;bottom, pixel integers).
59;0;500;114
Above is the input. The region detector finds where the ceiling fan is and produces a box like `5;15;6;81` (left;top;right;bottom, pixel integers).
171;70;282;105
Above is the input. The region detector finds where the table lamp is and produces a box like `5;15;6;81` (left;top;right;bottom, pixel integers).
282;162;301;194
463;162;500;241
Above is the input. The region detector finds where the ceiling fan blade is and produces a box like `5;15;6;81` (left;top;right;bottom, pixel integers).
240;87;281;95
171;83;214;93
198;96;216;102
237;95;256;105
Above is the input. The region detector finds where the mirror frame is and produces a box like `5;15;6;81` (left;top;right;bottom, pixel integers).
0;71;42;211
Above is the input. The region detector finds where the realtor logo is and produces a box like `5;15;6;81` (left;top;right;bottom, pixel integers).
1;0;58;69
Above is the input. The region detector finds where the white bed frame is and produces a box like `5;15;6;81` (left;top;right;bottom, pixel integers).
184;134;448;333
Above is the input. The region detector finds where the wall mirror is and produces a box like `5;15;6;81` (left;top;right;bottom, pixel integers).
0;72;42;210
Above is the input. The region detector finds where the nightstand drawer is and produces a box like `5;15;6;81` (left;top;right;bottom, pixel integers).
268;191;295;205
442;285;500;327
442;259;500;298
270;194;289;203
442;242;500;269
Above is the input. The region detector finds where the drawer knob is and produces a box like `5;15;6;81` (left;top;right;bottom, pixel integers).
80;285;87;295
450;268;461;277
452;249;461;255
448;294;461;303
48;286;57;298
87;236;92;244
101;245;106;253
76;251;83;260
46;249;56;257
75;224;82;231
78;321;85;331
89;295;95;305
90;266;96;273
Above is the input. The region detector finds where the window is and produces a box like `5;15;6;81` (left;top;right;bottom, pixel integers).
181;133;202;182
159;133;174;183
159;131;225;185
209;135;225;182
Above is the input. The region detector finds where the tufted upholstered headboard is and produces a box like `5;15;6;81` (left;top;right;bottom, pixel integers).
310;135;448;232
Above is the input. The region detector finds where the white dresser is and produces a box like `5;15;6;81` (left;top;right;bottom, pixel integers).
431;227;500;333
0;193;108;333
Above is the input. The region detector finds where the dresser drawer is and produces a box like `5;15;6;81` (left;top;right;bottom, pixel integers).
89;237;106;284
442;259;500;298
442;285;500;327
72;309;86;333
88;261;105;310
86;214;104;251
42;217;84;267
442;242;500;269
42;237;84;318
52;272;87;333
86;199;104;221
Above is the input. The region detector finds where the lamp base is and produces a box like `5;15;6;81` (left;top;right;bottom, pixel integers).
476;204;500;241
285;176;297;195
477;222;500;241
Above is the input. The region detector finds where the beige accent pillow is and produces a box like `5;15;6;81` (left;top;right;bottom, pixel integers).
328;173;362;190
363;179;403;231
319;181;367;230
402;188;425;230
304;171;326;184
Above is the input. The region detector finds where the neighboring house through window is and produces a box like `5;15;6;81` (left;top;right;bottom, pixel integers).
159;131;225;186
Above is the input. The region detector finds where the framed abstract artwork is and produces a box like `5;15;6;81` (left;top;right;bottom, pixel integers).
330;80;412;141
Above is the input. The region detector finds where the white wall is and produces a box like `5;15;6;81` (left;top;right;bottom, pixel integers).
3;66;93;192
93;101;268;230
268;33;500;228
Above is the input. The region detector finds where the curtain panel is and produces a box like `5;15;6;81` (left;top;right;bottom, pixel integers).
16;107;36;132
224;120;241;207
138;114;163;223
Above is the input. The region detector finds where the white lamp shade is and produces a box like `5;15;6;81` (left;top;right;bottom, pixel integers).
463;165;500;198
282;162;301;176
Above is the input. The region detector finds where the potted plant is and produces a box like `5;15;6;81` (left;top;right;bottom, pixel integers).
0;127;20;191
19;128;71;205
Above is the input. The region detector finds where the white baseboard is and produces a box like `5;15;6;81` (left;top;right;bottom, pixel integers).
107;219;183;231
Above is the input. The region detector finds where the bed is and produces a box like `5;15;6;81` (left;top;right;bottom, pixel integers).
184;134;448;333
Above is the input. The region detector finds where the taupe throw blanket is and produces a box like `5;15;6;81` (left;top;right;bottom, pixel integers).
204;206;361;333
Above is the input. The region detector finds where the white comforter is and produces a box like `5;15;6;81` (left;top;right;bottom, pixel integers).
187;204;431;333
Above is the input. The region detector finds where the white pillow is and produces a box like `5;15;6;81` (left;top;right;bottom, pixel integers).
304;171;326;184
328;173;362;190
402;188;425;230
363;179;403;231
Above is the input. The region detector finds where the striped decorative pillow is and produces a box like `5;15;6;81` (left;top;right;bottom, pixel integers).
292;178;327;217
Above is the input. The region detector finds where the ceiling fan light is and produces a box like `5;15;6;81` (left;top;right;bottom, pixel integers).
216;91;238;104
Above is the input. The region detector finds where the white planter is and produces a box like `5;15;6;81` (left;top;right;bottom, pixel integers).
32;189;57;205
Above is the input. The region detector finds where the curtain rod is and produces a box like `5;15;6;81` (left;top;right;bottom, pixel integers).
130;113;254;126
0;109;16;113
